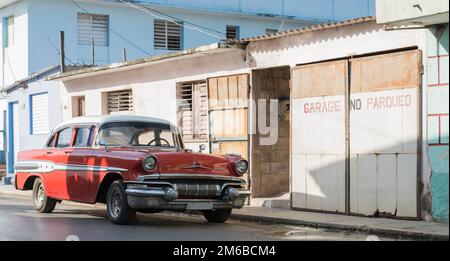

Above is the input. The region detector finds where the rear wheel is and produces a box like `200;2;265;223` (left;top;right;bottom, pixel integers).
106;181;136;225
203;209;232;223
32;178;57;213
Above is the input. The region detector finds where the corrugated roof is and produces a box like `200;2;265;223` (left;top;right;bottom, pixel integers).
239;16;376;42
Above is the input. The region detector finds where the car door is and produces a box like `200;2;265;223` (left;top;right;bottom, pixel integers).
50;127;78;200
68;125;99;202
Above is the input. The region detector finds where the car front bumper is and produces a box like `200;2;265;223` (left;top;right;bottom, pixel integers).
124;177;251;211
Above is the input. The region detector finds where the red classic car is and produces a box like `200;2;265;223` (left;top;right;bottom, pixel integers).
14;115;250;224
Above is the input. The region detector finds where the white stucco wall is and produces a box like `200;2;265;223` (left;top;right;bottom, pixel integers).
5;79;62;151
60;48;249;151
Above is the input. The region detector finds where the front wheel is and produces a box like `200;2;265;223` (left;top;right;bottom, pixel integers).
106;181;136;225
203;209;232;223
32;178;57;213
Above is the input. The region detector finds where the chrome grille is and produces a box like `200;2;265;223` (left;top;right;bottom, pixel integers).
173;183;221;197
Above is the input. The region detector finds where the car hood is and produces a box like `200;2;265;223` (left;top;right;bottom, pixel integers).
107;147;237;177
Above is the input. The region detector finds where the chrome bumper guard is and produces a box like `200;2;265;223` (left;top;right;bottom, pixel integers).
124;179;251;211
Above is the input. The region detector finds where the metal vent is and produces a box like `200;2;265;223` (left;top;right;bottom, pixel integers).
154;19;182;50
78;13;109;46
107;89;133;113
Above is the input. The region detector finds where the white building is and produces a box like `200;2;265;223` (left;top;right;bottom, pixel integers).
0;0;376;184
48;16;449;222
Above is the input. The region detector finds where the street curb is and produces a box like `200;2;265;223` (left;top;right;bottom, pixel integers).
230;213;449;241
2;186;447;241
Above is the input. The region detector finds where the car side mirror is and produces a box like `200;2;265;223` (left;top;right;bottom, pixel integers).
198;144;206;153
99;139;109;150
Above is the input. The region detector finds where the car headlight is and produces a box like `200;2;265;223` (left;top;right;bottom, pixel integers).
235;159;248;175
143;156;157;171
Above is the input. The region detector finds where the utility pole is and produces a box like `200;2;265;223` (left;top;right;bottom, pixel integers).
59;31;65;73
122;48;127;62
91;38;95;67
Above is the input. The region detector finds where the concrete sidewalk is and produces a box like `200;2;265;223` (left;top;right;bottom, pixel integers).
1;184;448;240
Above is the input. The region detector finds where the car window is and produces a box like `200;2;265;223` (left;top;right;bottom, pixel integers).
97;122;181;148
74;127;92;147
56;128;74;148
46;134;56;148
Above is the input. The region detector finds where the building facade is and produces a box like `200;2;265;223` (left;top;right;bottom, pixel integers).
376;0;449;223
0;0;376;184
49;16;448;222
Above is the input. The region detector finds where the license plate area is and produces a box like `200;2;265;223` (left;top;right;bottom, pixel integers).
186;202;214;210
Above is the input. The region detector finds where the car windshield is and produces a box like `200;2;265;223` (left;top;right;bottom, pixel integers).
96;122;182;148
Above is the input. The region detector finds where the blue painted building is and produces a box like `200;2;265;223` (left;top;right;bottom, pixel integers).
377;0;449;223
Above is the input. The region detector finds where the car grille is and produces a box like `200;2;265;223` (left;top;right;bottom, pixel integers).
172;183;222;197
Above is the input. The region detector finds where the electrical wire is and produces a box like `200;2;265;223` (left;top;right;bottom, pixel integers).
118;0;225;40
70;0;151;56
47;37;77;65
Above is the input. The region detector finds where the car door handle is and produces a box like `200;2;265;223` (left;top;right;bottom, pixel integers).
46;151;53;154
64;151;72;154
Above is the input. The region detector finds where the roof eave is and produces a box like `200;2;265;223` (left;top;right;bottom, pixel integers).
48;42;245;82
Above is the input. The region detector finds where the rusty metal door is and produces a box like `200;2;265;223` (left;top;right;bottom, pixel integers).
207;74;249;160
291;49;421;218
291;60;348;213
349;49;421;218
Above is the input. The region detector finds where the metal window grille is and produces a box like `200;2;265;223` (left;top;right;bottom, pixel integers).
78;13;109;46
107;89;133;113
154;19;182;50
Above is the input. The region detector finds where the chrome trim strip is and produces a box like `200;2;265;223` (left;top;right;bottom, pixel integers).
14;160;127;173
137;173;246;183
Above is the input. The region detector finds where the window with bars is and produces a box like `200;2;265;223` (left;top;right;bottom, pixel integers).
177;81;208;141
107;90;133;114
77;13;109;46
226;25;240;40
154;19;183;50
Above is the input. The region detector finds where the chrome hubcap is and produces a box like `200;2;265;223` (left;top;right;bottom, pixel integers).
109;189;122;217
35;183;45;207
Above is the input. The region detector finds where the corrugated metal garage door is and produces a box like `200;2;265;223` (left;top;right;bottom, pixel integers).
291;60;347;213
291;49;421;218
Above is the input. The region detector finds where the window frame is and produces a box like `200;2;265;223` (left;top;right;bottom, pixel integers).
54;127;76;149
154;19;183;51
77;12;109;46
29;92;50;135
226;25;240;40
106;89;133;114
73;125;95;148
4;16;14;48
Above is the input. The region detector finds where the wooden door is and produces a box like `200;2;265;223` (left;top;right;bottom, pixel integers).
208;74;249;160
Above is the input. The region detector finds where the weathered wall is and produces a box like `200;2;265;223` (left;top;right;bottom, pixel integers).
427;24;449;223
60;49;249;152
251;66;290;197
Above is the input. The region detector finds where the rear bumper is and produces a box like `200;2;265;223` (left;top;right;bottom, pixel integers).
124;180;251;211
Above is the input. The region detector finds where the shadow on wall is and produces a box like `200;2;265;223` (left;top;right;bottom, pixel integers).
291;139;447;220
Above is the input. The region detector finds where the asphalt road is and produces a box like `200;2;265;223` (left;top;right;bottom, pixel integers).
0;194;399;241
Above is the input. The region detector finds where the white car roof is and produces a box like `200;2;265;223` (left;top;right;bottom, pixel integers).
54;115;174;131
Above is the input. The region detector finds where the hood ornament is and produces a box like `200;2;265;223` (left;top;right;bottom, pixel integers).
181;162;212;170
